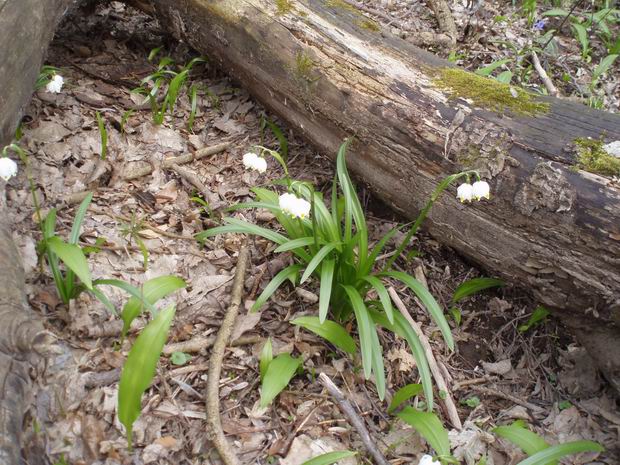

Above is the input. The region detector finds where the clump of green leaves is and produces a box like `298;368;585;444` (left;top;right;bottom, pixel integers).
518;305;550;332
198;140;479;406
573;137;620;176
259;338;302;407
132;48;207;126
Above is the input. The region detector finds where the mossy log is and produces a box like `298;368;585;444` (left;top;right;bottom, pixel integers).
0;1;72;463
145;0;620;387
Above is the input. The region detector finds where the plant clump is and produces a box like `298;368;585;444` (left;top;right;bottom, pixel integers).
357;19;380;32
435;68;550;116
573;137;620;176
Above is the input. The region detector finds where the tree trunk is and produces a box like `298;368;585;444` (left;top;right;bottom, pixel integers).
0;0;75;148
145;0;620;386
0;1;72;462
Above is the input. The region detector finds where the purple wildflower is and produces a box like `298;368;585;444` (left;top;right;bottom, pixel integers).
533;18;548;31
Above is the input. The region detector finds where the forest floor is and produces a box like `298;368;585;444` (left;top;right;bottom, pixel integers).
6;1;620;465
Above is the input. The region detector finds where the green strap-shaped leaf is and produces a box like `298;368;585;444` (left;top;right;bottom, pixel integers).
492;421;550;457
120;275;186;338
69;192;93;245
301;243;339;284
260;353;302;407
291;316;356;354
516;441;603;465
46;236;93;290
382;271;454;350
397;407;451;456
452;277;504;303
300;451;357;465
274;237;316;253
370;309;434;410
251;264;303;312
363;276;394;324
93;279;157;314
388;383;423;413
259;338;273;382
342;285;373;379
369;321;386;400
118;304;176;449
318;259;335;323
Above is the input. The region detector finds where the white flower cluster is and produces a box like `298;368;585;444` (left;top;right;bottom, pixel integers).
418;455;440;465
242;152;267;173
457;180;490;203
0;157;18;181
46;74;64;94
279;193;311;219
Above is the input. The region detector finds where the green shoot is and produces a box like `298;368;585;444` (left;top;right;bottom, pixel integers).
95;111;107;159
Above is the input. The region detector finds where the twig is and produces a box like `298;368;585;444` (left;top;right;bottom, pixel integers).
168;163;220;206
531;51;558;97
162;334;262;355
452;376;491;391
388;287;463;429
205;244;250;465
318;373;390;465
471;386;545;415
123;142;230;181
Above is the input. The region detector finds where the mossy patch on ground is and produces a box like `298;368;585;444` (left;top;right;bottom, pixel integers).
434;68;549;116
573;137;620;176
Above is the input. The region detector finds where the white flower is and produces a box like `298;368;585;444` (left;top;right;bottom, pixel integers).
253;156;267;173
472;180;490;200
46;74;64;93
418;455;440;465
279;193;311;219
457;183;474;203
242;152;267;173
0;157;18;181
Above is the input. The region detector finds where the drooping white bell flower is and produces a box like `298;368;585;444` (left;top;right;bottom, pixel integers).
472;180;490;200
253;156;267;173
456;183;474;203
46;74;64;93
0;157;18;181
279;193;311;219
418;455;440;465
242;152;267;173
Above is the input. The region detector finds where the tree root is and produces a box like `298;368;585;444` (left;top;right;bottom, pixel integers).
205;244;250;465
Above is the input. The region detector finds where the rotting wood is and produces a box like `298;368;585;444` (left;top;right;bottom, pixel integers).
143;0;620;389
122;141;230;181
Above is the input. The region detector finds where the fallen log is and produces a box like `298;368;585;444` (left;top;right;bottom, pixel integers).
0;0;76;148
0;2;74;463
145;0;620;387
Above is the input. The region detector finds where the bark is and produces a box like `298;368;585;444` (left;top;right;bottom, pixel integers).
145;0;620;386
0;2;73;461
0;0;75;148
0;214;54;464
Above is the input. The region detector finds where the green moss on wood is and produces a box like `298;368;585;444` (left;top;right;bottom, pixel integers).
573;137;620;176
357;18;380;31
294;50;315;82
275;0;293;15
434;68;549;116
325;0;359;14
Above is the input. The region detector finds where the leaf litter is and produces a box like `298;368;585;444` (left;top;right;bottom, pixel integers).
3;2;618;464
